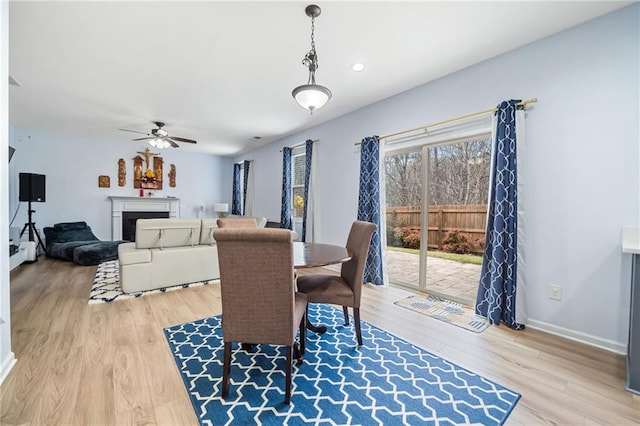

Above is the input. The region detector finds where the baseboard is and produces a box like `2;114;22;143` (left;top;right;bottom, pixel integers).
0;351;16;385
527;318;627;355
321;267;627;354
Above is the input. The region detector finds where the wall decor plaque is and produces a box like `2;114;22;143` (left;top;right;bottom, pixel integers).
99;175;110;188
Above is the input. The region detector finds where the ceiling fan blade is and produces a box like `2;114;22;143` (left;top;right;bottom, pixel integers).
132;137;154;141
166;138;180;148
119;128;149;135
169;136;197;144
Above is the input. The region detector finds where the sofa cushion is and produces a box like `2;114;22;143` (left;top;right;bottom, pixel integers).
150;245;218;288
73;241;123;266
54;221;89;231
43;227;57;249
135;219;202;249
49;240;100;261
118;242;152;265
45;223;98;245
59;228;98;243
200;219;218;245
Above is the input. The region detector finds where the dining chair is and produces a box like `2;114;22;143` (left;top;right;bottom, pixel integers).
296;220;376;346
214;227;307;404
216;217;258;228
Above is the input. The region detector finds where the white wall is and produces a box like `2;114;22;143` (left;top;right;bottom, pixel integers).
1;0;16;384
8;127;234;241
236;5;640;351
3;125;233;383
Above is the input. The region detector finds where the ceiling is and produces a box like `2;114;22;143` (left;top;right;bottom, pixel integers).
8;1;631;157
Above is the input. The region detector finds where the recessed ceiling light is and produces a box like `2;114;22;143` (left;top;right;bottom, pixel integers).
350;63;365;72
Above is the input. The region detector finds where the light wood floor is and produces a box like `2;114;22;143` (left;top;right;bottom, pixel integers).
1;257;639;425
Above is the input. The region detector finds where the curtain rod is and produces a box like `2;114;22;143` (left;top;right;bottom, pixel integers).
279;139;319;152
354;98;537;146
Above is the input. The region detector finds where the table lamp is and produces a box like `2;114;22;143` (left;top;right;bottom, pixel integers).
214;203;229;218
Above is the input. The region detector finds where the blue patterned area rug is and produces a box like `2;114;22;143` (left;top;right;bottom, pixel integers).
164;304;520;425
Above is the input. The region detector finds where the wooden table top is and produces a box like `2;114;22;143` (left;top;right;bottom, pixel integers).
294;242;351;269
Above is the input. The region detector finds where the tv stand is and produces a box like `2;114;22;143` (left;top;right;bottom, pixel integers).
9;242;28;271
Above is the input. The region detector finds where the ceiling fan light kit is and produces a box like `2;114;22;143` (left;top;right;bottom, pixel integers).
119;121;197;149
292;4;332;114
149;138;171;149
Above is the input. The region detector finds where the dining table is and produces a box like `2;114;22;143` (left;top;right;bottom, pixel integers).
294;242;351;269
294;242;352;334
240;240;352;351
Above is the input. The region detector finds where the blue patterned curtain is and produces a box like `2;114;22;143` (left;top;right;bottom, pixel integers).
280;147;293;230
357;136;384;285
301;139;313;242
476;100;524;330
231;163;241;215
242;160;250;215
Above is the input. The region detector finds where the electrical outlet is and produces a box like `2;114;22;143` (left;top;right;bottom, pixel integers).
549;285;562;301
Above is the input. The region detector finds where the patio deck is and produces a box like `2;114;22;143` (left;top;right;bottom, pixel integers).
385;250;481;305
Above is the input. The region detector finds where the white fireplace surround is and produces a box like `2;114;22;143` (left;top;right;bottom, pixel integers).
109;196;180;240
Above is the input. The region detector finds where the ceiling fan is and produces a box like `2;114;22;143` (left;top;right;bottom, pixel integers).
119;121;197;148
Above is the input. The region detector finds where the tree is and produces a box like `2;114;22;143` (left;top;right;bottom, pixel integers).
385;137;491;207
385;151;422;207
427;138;491;206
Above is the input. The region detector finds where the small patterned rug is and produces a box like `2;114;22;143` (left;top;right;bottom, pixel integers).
395;293;490;333
164;304;519;425
88;260;217;304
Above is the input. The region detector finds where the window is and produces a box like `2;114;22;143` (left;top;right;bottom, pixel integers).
292;152;306;217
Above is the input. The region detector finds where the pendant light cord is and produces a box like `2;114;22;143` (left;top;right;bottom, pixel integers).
302;15;318;84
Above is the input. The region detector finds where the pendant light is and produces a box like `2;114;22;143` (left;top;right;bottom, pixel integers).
292;4;332;114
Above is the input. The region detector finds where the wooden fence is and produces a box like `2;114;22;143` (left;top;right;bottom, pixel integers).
386;205;487;254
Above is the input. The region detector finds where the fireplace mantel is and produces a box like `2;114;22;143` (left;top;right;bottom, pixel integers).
109;196;180;240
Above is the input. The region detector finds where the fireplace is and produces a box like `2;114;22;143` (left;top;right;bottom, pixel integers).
122;211;170;241
109;196;180;240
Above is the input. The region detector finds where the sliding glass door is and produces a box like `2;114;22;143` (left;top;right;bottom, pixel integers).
385;135;490;305
385;149;422;288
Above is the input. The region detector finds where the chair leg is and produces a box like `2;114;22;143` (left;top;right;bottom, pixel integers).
241;343;255;351
285;346;292;404
343;306;349;325
305;304;328;334
293;341;300;363
300;309;306;356
222;341;232;398
354;308;363;346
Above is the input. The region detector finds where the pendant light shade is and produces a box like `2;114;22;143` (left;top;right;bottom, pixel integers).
292;5;331;114
292;83;332;113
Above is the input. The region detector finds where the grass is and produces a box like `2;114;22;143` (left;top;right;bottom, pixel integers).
387;246;484;265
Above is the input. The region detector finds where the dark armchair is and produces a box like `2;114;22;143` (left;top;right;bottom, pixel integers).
43;221;124;266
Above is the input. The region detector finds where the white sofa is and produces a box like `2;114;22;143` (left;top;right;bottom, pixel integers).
117;218;221;294
117;216;268;293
